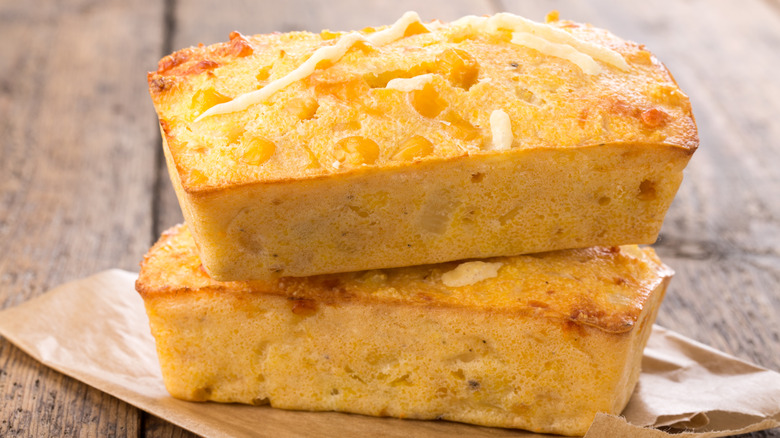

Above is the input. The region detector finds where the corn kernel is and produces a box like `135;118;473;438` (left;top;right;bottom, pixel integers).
188;169;207;185
190;87;231;116
335;136;380;166
320;30;341;40
410;83;448;118
443;111;480;141
404;21;430;37
353;40;376;54
436;48;479;90
626;49;654;65
241;137;276;165
284;96;319;120
316;58;335;70
393;135;434;161
256;65;272;83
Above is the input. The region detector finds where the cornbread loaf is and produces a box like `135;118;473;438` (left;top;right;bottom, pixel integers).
148;11;697;281
136;224;672;436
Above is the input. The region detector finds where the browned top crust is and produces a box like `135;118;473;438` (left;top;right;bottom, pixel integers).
147;12;697;192
137;225;673;333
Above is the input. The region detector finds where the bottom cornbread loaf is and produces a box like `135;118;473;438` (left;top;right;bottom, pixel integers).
136;225;672;436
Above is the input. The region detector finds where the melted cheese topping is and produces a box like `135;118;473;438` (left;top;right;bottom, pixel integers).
452;12;629;73
195;11;423;121
195;32;365;121
511;32;601;75
367;11;423;46
194;11;628;122
441;261;503;287
489;109;513;150
385;73;435;91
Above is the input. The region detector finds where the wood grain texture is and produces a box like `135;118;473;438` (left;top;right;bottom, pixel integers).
1;0;778;436
0;0;163;436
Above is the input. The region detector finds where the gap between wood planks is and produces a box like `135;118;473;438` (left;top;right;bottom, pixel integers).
151;0;179;243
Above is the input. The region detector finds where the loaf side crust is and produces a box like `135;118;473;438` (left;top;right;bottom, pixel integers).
136;225;671;436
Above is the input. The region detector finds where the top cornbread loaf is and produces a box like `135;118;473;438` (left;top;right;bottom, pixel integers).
148;11;698;281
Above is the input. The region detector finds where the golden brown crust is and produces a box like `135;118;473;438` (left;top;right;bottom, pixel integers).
147;14;697;193
137;224;672;333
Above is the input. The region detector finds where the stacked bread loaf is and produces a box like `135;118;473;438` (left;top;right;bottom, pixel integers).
139;11;697;436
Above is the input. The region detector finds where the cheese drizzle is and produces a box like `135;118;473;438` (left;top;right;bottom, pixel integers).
195;11;628;122
195;11;424;122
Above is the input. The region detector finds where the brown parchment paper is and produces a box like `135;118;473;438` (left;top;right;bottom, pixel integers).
0;270;778;438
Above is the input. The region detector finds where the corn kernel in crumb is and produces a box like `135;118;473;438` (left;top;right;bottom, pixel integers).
393;135;434;161
411;83;448;118
241;137;276;165
335;136;380;166
190;87;231;116
436;48;480;90
284;96;319;120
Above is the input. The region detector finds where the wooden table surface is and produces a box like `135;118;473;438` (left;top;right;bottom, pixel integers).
1;0;778;436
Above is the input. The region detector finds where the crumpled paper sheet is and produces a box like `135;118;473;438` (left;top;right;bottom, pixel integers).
0;270;778;438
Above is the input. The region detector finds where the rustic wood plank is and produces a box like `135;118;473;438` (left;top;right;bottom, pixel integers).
143;415;198;438
2;0;776;436
0;0;164;436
